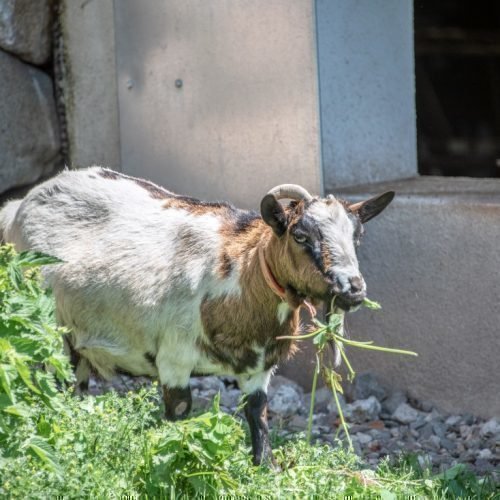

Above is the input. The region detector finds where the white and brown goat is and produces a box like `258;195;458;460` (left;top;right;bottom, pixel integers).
0;167;394;466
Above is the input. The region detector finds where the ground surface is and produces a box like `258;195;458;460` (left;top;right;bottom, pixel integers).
89;371;499;482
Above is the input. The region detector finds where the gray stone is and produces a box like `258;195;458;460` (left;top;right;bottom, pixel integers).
464;438;480;450
354;432;372;445
432;421;448;438
190;376;225;394
419;422;434;440
268;384;304;418
376;430;392;441
268;375;304;398
416;399;434;413
288;414;308;430
440;437;457;453
445;415;462;427
350;372;387;402
0;0;54;65
345;396;381;423
304;386;333;413
479;418;500;438
425;408;443;423
474;458;495;474
314;413;337;428
477;448;493;460
219;388;241;410
409;415;427;431
462;413;475;425
428;435;441;450
459;425;472;439
0;51;60;193
327;392;347;416
382;390;407;414
392;403;421;424
192;395;212;412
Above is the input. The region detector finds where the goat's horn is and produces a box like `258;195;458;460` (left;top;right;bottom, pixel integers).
267;184;313;202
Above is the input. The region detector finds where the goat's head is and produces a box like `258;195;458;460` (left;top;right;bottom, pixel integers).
261;185;394;312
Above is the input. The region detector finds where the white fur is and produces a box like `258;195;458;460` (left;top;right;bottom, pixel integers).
307;200;366;292
0;167;251;389
277;301;291;325
238;368;273;394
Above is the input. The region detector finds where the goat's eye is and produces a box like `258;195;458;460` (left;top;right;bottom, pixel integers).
294;233;308;244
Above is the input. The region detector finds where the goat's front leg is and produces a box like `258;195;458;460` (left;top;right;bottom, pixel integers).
157;345;193;420
162;385;192;420
238;370;277;469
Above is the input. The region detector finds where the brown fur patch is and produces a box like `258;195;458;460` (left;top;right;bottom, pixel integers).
200;223;302;374
320;241;333;270
97;168;175;199
98;168;119;180
218;251;233;279
133;178;173;199
216;211;262;282
162;196;231;215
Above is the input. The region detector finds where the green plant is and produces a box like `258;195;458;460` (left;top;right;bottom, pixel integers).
0;245;73;466
140;394;247;497
0;245;497;499
278;298;417;448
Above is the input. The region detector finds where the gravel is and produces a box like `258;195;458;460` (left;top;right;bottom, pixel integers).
87;371;499;479
392;402;422;424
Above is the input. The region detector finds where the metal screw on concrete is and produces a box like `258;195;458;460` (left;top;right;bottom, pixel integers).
175;79;183;88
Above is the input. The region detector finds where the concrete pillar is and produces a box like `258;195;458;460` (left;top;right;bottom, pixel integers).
59;0;120;169
316;0;418;189
114;0;322;208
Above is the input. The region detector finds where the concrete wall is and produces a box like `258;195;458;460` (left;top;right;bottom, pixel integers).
316;0;417;188
114;0;322;208
59;0;120;169
336;178;500;418
55;0;500;419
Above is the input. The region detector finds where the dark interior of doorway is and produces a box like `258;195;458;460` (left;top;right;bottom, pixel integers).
414;1;500;177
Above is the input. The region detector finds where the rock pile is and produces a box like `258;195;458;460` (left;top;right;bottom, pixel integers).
89;371;499;478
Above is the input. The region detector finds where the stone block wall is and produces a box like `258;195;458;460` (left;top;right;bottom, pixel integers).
0;0;61;194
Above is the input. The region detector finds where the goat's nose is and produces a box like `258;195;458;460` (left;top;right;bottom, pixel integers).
349;275;364;294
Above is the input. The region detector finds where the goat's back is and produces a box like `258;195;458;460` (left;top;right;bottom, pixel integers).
2;167;240;350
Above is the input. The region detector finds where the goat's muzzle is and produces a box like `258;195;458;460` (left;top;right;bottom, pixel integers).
327;274;366;312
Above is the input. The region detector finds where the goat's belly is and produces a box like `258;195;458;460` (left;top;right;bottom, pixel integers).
193;354;233;377
193;346;266;378
85;348;159;379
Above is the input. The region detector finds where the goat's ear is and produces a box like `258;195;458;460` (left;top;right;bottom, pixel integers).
261;194;288;236
349;191;395;223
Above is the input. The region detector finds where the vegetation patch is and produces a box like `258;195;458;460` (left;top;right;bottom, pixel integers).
0;245;498;498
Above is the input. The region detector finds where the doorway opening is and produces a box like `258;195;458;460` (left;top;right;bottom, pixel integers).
415;1;500;177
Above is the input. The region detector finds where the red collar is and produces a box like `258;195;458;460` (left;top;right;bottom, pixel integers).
258;245;286;299
258;244;317;319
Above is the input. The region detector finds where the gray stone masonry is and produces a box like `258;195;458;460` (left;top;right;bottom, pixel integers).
0;49;60;193
0;0;54;65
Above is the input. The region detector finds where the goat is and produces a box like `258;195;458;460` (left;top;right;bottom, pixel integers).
0;167;394;466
